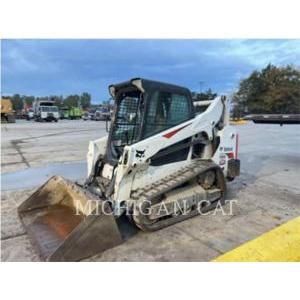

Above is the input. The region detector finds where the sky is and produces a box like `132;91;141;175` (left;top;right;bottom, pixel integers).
1;39;300;103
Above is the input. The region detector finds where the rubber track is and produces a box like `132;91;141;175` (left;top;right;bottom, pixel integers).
131;159;226;231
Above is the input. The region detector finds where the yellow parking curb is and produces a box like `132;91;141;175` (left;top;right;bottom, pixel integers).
212;217;300;262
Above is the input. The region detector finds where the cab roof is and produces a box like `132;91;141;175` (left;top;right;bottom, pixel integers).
108;78;191;98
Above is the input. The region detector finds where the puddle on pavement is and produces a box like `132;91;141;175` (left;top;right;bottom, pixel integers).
1;161;86;191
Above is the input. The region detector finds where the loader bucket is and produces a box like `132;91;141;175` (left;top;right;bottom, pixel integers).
18;176;122;261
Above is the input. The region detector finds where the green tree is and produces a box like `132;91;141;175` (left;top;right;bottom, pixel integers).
7;92;92;110
64;95;80;108
50;95;64;107
80;92;91;109
22;95;35;108
11;94;23;111
233;64;300;114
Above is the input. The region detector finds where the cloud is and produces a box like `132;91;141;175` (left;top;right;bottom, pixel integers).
206;39;300;67
1;39;299;102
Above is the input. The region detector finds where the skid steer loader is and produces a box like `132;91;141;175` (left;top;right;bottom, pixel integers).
18;78;240;261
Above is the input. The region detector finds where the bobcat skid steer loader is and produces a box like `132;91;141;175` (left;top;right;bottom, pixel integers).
18;78;240;261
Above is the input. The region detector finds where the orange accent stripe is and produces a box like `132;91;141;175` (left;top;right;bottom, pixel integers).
163;123;191;139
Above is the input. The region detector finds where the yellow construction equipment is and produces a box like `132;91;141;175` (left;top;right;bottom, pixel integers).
1;98;16;123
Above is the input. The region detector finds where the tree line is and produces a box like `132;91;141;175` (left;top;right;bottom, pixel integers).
4;65;299;116
3;90;218;112
191;88;218;101
232;64;300;118
2;92;92;111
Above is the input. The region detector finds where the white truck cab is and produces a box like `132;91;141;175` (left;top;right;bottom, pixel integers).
33;100;59;122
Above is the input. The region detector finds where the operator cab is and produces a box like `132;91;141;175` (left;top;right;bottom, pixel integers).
107;78;195;164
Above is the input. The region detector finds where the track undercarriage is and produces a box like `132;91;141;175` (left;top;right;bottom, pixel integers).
131;159;226;231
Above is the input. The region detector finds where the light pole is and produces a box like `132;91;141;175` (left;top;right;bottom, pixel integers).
199;81;204;93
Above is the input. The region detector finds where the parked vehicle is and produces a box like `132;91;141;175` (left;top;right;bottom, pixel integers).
1;98;15;123
33;100;59;122
69;107;83;119
60;107;83;120
60;107;70;119
26;109;34;120
94;107;111;121
89;111;96;120
82;112;91;121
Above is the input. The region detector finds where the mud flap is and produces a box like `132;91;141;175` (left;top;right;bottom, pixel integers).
18;176;123;261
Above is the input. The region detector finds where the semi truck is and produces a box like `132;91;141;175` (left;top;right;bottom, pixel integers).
60;106;83;120
33;100;59;122
69;107;83;119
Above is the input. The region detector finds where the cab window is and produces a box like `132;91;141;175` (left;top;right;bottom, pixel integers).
144;91;191;138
